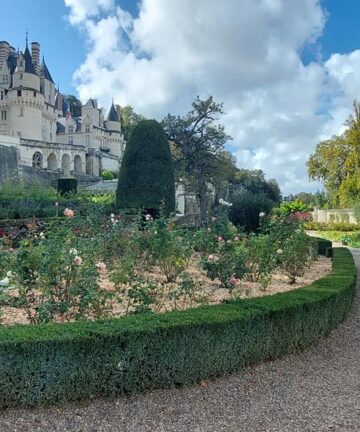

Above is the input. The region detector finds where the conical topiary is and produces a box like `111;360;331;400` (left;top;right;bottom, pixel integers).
116;119;175;214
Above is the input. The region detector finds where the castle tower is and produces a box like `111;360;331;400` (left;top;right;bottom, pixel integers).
104;102;121;132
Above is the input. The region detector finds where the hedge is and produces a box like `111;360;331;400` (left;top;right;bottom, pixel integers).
0;247;356;408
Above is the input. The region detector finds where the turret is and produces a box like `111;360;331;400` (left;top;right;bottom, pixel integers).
104;102;121;132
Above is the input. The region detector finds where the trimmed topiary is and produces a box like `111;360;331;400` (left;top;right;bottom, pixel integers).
116;120;175;214
57;178;77;195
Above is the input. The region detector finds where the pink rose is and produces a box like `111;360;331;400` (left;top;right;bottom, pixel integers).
73;255;83;265
96;261;107;275
217;236;223;242
145;214;153;221
234;236;240;241
64;208;74;218
229;276;239;286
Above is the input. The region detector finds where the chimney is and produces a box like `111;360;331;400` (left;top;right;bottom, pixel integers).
31;41;40;74
0;41;10;70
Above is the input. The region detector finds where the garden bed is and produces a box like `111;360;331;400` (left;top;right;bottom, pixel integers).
0;254;332;325
0;247;355;408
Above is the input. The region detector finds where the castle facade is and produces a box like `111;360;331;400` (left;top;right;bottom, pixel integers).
0;39;125;178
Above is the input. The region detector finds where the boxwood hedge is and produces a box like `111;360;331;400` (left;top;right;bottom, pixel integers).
0;246;356;408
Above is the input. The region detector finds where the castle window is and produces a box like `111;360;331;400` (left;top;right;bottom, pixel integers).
33;91;36;97
85;135;90;146
17;90;22;97
2;75;8;84
0;91;3;100
19;60;24;67
68;136;74;145
20;73;23;80
1;111;6;121
85;125;90;133
32;152;43;169
68;125;74;133
19;108;24;117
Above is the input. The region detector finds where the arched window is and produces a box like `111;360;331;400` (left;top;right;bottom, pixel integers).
47;153;58;170
32;152;43;169
74;155;82;173
61;154;71;177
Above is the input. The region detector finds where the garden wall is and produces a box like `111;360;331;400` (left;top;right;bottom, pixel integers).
0;247;356;408
312;208;356;224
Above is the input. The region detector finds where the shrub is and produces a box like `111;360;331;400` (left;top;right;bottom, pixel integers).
116;120;175;214
101;170;114;181
0;247;355;408
228;191;275;232
304;221;359;232
57;178;78;195
279;200;311;216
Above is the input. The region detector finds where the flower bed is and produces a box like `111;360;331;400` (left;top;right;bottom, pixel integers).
0;247;355;408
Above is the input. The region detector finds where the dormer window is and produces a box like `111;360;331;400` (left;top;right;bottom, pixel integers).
85;125;90;133
19;60;24;67
68;125;74;133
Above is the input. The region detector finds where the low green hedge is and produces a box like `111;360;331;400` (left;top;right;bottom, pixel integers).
0;248;356;408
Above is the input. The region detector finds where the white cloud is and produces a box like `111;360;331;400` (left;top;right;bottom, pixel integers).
64;0;360;194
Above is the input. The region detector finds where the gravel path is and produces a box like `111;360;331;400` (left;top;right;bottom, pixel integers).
1;250;360;432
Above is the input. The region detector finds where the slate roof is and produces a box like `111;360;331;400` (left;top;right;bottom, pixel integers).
107;103;119;122
42;59;54;83
23;46;36;74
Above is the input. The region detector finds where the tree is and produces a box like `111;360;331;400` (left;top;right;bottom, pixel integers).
307;101;360;207
231;169;282;203
66;95;82;117
116;105;146;141
116;120;175;214
162;96;231;225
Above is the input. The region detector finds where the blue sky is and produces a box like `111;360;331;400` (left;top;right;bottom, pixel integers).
2;0;357;96
2;0;360;194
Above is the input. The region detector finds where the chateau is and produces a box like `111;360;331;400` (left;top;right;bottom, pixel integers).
0;38;125;179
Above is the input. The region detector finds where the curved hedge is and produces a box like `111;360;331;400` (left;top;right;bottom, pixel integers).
0;247;356;408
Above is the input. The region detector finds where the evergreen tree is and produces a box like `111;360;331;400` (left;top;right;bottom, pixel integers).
116;120;175;214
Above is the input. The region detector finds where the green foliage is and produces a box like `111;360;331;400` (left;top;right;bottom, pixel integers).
243;234;277;288
276;229;316;284
231;169;282;203
307;101;360;207
117;105;146;141
101;170;114;180
228;191;275;232
293;191;328;208
162;96;231;225
116;120;175;214
57;178;78;195
304;221;359;232
0;247;354;408
279;200;311;216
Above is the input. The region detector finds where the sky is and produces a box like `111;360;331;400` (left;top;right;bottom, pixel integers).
2;0;360;195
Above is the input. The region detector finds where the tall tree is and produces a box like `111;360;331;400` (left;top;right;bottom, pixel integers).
116;105;146;141
162;96;231;225
307;101;360;207
116;120;175;214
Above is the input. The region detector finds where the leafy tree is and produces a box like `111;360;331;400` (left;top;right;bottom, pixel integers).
228;191;275;232
116;105;146;141
293;191;328;208
66;95;82;117
307;101;360;207
116;120;175;214
162;96;231;225
231;169;282;203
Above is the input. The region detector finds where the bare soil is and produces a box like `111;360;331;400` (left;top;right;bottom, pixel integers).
0;255;332;326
